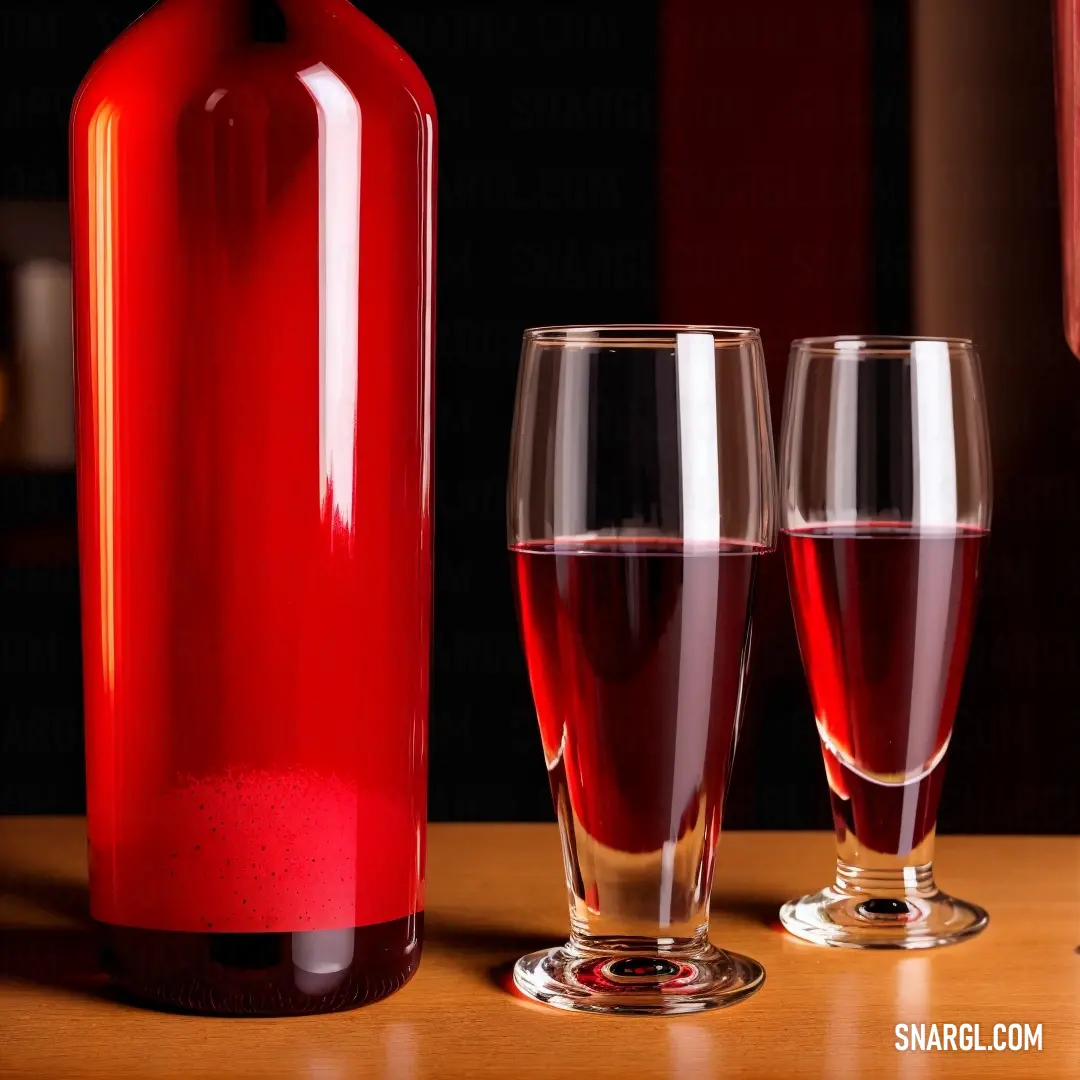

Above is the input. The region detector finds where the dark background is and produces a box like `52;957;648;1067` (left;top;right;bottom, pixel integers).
1;1;1077;835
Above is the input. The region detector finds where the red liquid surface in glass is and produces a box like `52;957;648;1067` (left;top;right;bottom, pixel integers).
70;0;435;1013
511;539;761;856
782;525;987;856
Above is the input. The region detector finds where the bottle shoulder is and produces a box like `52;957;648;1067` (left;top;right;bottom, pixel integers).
298;1;437;121
70;3;165;124
71;0;436;129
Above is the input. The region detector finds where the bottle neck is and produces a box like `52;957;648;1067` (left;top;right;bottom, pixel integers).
250;0;288;43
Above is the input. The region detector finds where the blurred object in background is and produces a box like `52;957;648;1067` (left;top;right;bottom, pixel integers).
0;200;80;815
0;2;1076;833
665;0;1080;837
660;0;887;833
10;260;74;467
914;0;1080;833
0;200;74;469
1054;0;1080;358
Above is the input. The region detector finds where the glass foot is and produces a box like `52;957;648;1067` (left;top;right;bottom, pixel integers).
779;885;988;949
512;941;764;1015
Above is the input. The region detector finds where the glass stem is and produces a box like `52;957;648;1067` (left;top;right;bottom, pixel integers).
568;928;710;958
833;829;939;901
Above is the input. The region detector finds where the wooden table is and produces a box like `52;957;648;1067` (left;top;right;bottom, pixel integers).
1;819;1077;1078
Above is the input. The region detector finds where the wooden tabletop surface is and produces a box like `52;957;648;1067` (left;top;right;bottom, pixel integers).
0;818;1077;1079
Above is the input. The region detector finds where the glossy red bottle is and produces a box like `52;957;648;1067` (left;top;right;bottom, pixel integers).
70;0;435;1015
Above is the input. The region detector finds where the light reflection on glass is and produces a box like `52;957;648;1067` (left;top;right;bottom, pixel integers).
911;339;957;527
298;62;361;541
87;100;118;700
675;332;720;542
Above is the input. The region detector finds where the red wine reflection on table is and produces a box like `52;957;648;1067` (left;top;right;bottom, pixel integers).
511;538;761;933
782;524;987;858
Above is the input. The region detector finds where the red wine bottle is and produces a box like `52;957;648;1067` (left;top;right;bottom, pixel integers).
70;0;436;1015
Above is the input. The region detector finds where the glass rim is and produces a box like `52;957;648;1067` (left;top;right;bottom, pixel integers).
792;334;975;356
524;324;761;348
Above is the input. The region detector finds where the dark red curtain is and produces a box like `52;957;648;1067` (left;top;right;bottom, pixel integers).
659;0;875;825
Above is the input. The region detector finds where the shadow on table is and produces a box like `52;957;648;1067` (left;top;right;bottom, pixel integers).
0;871;90;924
712;893;788;934
424;901;788;1004
0;926;113;998
424;917;557;963
423;916;561;1000
0;886;798;1004
0;870;119;1003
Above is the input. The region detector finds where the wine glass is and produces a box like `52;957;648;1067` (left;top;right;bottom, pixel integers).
778;335;992;949
507;325;777;1013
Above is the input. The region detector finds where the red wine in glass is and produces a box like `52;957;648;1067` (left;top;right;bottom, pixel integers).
512;537;760;923
782;524;987;857
508;324;775;1010
778;334;991;949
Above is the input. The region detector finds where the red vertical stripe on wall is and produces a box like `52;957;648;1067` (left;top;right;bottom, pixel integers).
660;0;875;825
659;0;874;393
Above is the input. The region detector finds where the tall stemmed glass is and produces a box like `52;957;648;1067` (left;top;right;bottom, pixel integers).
778;336;992;949
507;325;777;1013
